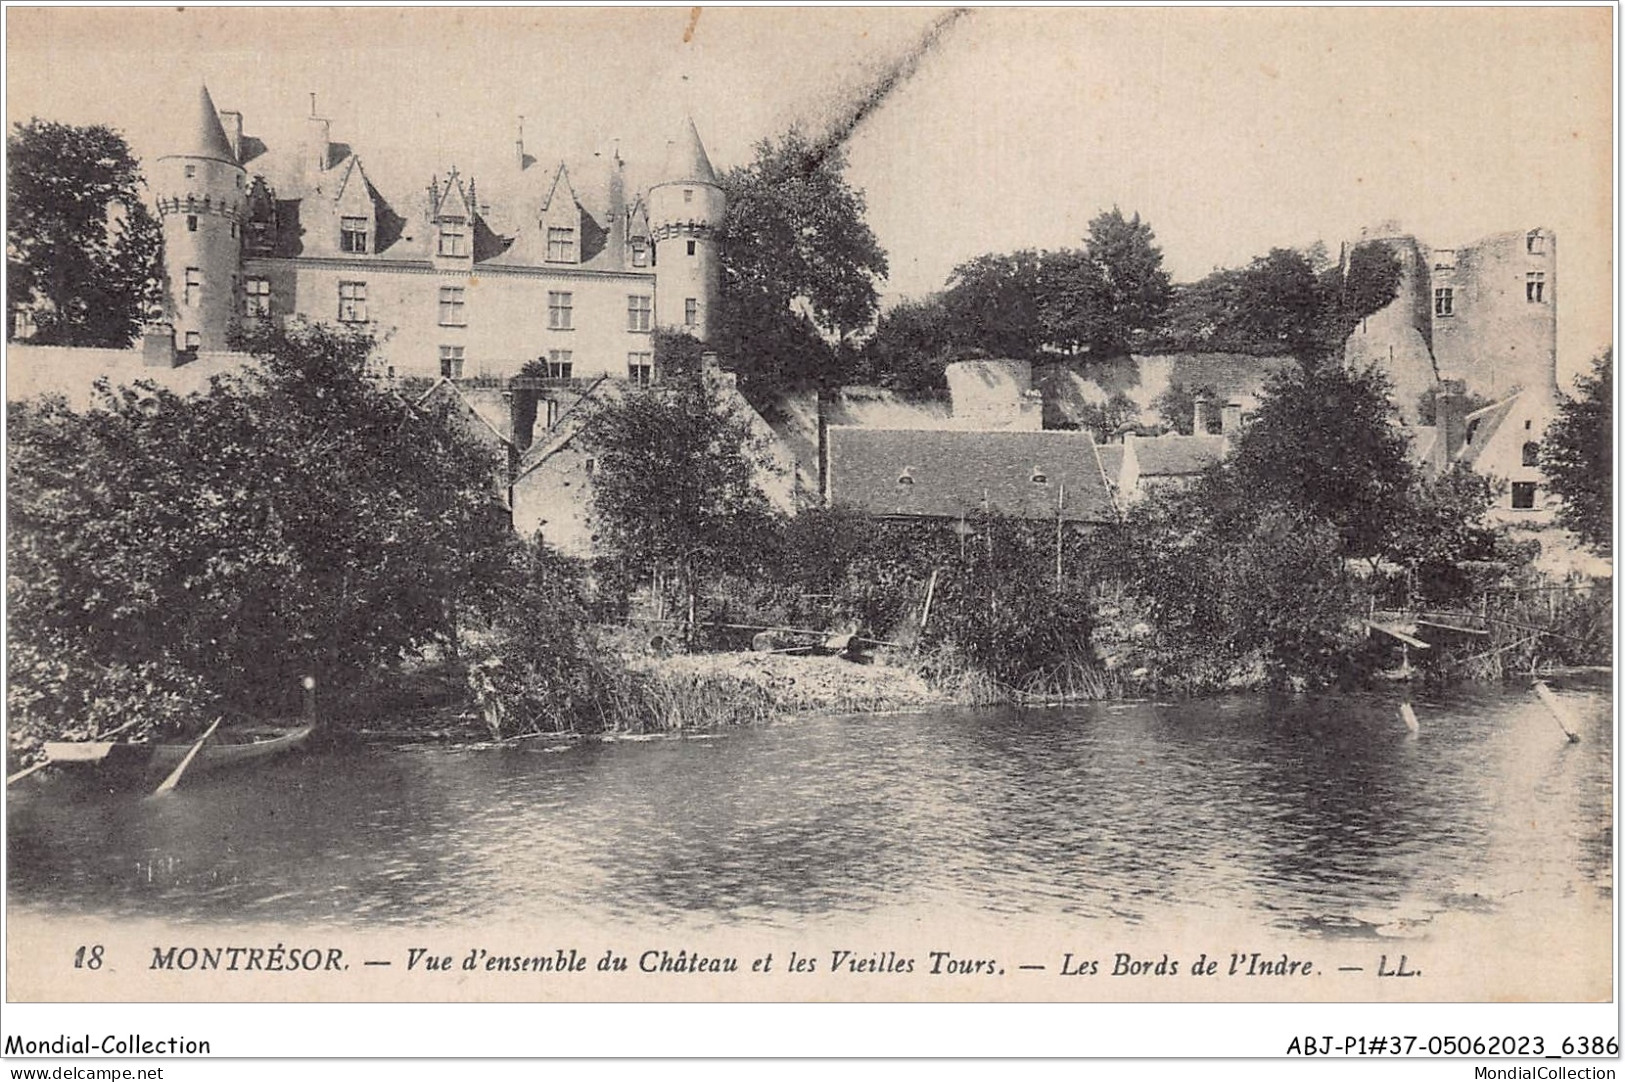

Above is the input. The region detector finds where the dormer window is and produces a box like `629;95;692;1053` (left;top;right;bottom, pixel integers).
631;239;649;268
897;468;915;486
547;227;576;263
1527;231;1545;255
438;220;468;258
341;216;368;254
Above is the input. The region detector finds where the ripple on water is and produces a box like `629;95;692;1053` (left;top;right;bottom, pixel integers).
5;686;1613;934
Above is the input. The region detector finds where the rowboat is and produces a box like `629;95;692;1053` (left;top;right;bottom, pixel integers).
42;721;313;778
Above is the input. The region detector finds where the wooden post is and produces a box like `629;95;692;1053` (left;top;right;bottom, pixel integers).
919;568;939;636
1055;480;1064;591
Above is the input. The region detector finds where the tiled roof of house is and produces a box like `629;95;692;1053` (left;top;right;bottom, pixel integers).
1095;443;1125;487
1456;394;1519;469
1130;434;1227;478
826;426;1118;523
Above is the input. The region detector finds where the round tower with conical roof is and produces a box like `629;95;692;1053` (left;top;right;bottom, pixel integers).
155;84;246;352
647;117;724;343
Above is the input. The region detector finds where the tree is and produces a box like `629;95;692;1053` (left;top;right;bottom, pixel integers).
1045;208;1172;360
1542;348;1613;554
854;296;960;392
716;129;888;393
7;119;163;347
939;250;1050;360
1152;381;1220;435
1147;241;1399;365
7;322;511;737
578;372;780;638
1221;363;1414;559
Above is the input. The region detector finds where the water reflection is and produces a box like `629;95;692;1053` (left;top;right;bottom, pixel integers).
7;683;1611;934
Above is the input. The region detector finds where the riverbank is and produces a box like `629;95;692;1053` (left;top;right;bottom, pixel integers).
349;651;951;747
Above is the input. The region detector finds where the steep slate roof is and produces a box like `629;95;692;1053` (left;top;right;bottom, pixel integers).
826;427;1118;524
1130;434;1227;478
512;377;619;483
1456;394;1519;470
175;84;239;165
659;116;717;185
233;102;667;269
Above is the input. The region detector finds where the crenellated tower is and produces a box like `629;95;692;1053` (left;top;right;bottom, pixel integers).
647;117;724;342
155;84;246;352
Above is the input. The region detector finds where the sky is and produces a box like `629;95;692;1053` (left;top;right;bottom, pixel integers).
6;6;1614;386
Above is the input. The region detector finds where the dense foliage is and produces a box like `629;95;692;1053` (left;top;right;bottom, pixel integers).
7;324;511;748
577;370;780;637
1221;363;1414;559
7;119;163;347
858;208;1171;385
1542;349;1613;554
1147;241;1402;365
716;130;888;395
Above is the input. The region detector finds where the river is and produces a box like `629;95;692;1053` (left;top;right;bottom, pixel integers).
8;681;1611;945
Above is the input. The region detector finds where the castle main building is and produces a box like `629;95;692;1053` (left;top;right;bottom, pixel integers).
154;85;723;381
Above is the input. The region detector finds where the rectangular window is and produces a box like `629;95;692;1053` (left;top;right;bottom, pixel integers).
631;240;649;268
628;352;653;386
1526;272;1546;304
684;298;698;327
686;239;696;256
439;345;465;379
438;221;467;258
183;267;202;307
340;216;368;254
548;291;574;330
184;164;197;179
187;215;198;233
547;350;573;380
627;295;652;332
438;285;466;326
1527;232;1545;255
546;227;576;263
1434;287;1453;317
683;188;693;204
243;277;271;317
184;330;200;351
1511;482;1537;510
338;281;367;322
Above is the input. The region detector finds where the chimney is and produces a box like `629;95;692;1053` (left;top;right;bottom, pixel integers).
305;96;330;175
608;148;627;265
217;110;243;161
1192;394;1211;435
1437;377;1467;465
1221;401;1243;437
142;323;178;368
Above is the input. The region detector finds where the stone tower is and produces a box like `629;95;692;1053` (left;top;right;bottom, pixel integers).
647;117;724;342
155;84;245;352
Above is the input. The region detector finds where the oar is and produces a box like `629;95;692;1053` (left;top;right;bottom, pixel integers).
6;760;53;786
1533;681;1582;743
151;717;223;796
